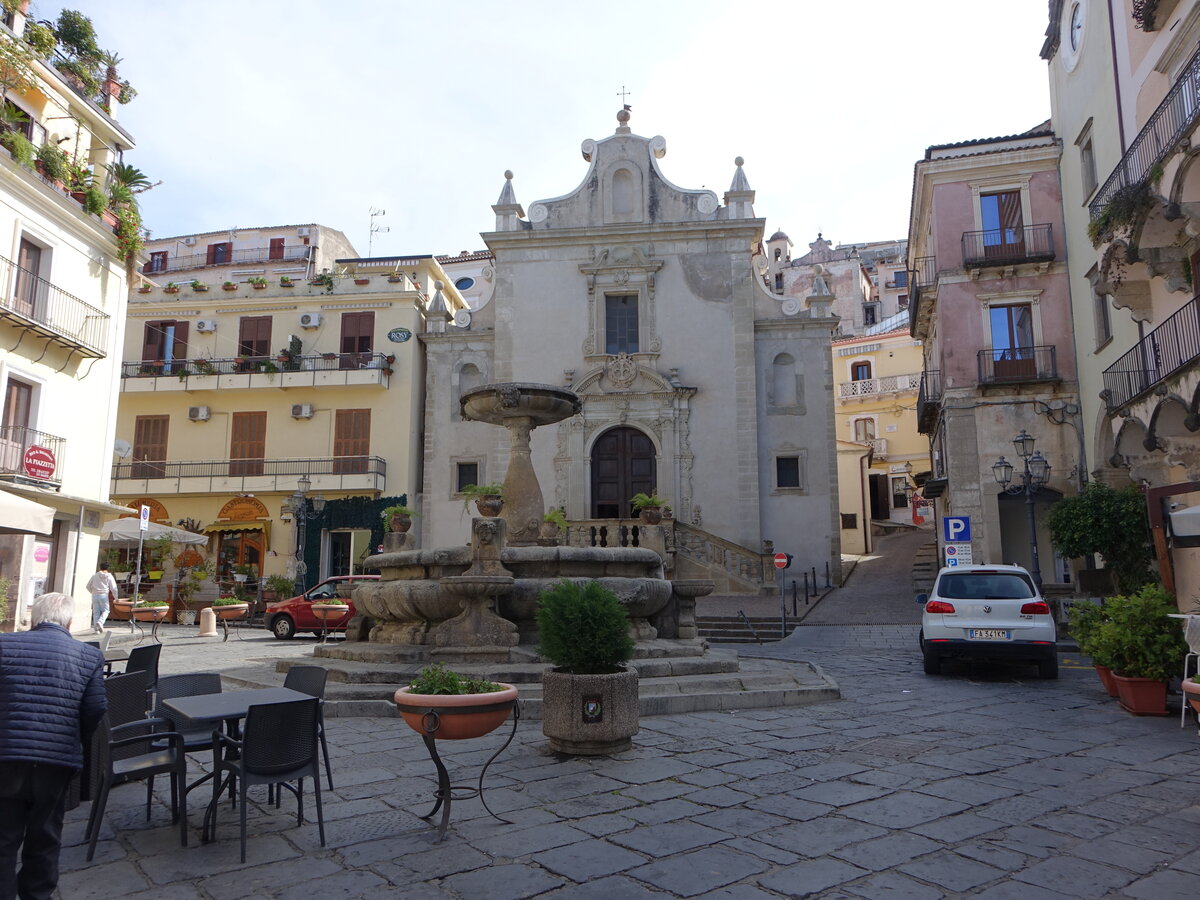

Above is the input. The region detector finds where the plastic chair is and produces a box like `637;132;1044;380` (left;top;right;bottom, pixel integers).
208;698;325;862
153;673;223;796
124;643;162;697
283;665;333;789
1182;616;1200;727
84;713;187;861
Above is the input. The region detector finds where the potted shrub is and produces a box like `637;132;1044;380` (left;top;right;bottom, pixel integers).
222;281;238;291
173;559;212;625
212;595;249;620
381;504;418;533
537;579;638;755
248;276;268;289
163;282;180;294
540;508;567;545
262;573;296;602
232;563;256;583
461;483;504;518
279;276;295;287
1067;600;1117;697
630;492;668;525
1096;585;1188;716
394;663;517;740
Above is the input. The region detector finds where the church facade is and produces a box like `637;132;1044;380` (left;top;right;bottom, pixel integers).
419;111;841;591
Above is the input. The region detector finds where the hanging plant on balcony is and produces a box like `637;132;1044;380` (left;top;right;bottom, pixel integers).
1088;180;1155;245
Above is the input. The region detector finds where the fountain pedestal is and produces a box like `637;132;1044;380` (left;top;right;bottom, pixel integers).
435;518;519;649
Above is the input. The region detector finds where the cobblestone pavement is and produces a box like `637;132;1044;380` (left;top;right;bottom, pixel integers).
55;618;1200;899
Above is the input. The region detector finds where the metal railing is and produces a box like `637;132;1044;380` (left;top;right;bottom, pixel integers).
0;425;65;484
1090;43;1200;221
917;369;942;434
1101;294;1200;411
909;256;936;316
961;224;1055;269
838;372;920;399
142;244;311;274
121;352;392;378
862;438;888;458
113;455;387;484
977;345;1058;385
0;254;109;356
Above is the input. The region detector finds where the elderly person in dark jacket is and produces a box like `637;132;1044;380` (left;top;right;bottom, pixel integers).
0;592;106;900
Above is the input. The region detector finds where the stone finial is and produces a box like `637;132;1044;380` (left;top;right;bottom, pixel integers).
616;107;632;134
496;170;518;206
492;169;525;232
724;156;755;219
729;157;751;192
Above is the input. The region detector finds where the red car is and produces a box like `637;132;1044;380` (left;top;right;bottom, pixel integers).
264;575;378;639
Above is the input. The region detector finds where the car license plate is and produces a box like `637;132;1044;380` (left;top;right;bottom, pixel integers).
969;629;1010;640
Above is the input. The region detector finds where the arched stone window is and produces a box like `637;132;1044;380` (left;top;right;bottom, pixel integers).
771;353;797;407
612;168;635;215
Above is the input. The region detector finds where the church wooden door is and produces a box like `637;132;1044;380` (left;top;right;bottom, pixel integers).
591;427;656;518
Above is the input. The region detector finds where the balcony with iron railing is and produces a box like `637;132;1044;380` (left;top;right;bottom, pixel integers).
862;437;888;458
961;224;1055;269
838;372;921;400
917;369;942;434
0;425;66;487
112;456;387;495
0;255;109;357
977;345;1059;386
909;255;936;315
1101;293;1200;411
142;244;312;275
120;352;394;393
1089;44;1200;222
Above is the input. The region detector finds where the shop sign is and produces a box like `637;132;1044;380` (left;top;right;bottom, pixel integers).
23;445;55;480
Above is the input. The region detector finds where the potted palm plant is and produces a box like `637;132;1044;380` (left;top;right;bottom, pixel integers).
537;579;638;755
394;663;517;740
630;493;668;525
1095;585;1188;715
539;508;568;545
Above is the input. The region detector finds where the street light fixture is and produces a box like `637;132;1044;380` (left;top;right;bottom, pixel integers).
992;429;1052;587
287;475;326;593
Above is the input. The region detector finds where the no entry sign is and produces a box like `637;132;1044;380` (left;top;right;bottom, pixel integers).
773;553;789;570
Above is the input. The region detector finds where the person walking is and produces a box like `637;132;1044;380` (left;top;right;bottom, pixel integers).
84;562;117;633
0;592;106;900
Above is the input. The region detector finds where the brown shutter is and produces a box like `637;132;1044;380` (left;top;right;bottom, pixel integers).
333;409;370;474
269;237;284;260
229;412;266;476
172;321;189;361
238;316;272;359
141;322;161;361
132;415;168;477
339;311;374;367
206;243;218;265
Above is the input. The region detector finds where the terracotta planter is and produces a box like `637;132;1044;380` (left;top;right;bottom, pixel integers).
541;667;639;755
109;599;133;621
1095;665;1119;698
394;684;518;740
312;603;350;623
638;507;663;525
389;514;412;534
354;278;370;285
213;603;249;621
253;284;267;290
223;284;238;291
163;287;179;294
474;496;503;517
1183;679;1200;717
1112;673;1169;716
132;605;169;622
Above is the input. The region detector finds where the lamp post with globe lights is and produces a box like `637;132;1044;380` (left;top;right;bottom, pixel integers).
992;429;1051;588
284;474;326;594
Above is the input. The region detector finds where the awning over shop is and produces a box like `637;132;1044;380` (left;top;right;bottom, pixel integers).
0;488;54;535
202;521;270;549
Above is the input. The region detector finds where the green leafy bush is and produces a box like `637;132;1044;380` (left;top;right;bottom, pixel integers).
0;130;34;167
212;596;246;607
407;662;503;695
537;579;634;674
1047;483;1153;594
1067;600;1112;667
1095;585;1186;681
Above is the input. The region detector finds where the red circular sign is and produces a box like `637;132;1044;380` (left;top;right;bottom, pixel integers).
773;552;789;569
23;445;56;480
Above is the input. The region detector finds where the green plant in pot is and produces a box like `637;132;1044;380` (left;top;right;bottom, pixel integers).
1068;599;1117;697
394;663;518;741
460;483;504;517
537;579;638;755
173;559;212;624
630;492;667;525
232;563;256;583
1047;483;1153;595
539;507;567;545
1094;585;1187;715
381;504;418;533
263;573;295;601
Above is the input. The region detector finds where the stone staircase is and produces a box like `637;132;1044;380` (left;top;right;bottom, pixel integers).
912;538;939;596
696;614;799;644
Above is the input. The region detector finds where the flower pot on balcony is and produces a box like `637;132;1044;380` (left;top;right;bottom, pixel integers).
354;278;370;285
163;287;179;295
222;284;238;291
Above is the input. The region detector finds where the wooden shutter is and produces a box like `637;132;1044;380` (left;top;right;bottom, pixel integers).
132;415;168;477
141;322;162;361
3;379;31;429
339;312;374;368
14;238;42;316
269;237;285;260
333;409;370;474
206;242;231;265
238;316;272;359
171;321;189;362
229;411;266;476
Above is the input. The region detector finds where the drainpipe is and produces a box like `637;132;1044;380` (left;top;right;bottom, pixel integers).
1108;0;1127;152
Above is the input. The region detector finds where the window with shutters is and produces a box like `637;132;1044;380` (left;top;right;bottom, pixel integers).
141;320;189;371
0;378;34;476
339;311;374;369
132;415;169;478
238;316;271;362
333;409;370;474
269;237;285;260
229;411;266;476
144;251;168;274
207;242;232;265
14;238;44;319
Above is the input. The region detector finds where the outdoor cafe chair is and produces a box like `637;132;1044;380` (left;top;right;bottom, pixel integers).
207;697;325;863
124;642;162;699
84;713;187;861
153;673;224;795
282;665;333;789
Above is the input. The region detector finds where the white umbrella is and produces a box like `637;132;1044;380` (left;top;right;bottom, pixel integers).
0;489;54;535
99;518;208;545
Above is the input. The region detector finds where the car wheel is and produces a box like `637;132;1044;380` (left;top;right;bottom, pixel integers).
272;615;296;640
922;647;941;675
1037;655;1059;679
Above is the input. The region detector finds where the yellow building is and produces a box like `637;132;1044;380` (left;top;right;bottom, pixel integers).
112;252;463;589
0;11;141;630
831;326;928;553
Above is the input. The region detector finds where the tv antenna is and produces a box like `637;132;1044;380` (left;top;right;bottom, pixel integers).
368;207;389;255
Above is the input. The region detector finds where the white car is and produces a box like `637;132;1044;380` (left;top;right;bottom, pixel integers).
918;564;1058;678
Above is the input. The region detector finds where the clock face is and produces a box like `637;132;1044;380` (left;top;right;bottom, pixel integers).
1062;0;1085;73
1070;3;1082;51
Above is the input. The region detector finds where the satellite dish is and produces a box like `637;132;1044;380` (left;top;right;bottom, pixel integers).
113;439;132;459
453;309;472;328
781;298;801;317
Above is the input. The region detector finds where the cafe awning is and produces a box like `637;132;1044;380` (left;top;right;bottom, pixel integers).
202;520;270;548
0;488;54;535
100;518;208;545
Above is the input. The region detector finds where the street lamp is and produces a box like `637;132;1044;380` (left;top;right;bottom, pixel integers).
992;429;1051;587
286;474;326;593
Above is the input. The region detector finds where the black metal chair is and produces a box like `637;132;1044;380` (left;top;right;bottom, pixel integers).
207;698;325;863
283;665;333;789
124;643;162;698
84;713;187;861
104;670;150;731
153;672;223;797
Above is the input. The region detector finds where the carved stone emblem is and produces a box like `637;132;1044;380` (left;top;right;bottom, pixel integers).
606;353;638;389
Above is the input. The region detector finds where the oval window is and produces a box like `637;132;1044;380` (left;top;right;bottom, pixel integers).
454;277;475;291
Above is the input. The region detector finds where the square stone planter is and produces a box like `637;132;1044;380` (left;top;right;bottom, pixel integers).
541;667;638;755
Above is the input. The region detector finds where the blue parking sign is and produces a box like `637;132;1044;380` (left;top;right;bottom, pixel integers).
943;516;970;543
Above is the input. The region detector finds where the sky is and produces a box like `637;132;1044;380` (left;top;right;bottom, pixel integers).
55;0;1054;259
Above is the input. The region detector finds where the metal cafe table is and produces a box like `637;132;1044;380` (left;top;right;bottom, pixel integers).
161;687;312;840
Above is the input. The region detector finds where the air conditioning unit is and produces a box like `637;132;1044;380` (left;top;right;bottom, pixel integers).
187;405;210;422
297;227;311;237
195;319;217;333
183;236;197;246
299;312;322;329
291;403;314;420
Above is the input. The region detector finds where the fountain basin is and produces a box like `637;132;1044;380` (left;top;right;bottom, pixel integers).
460;382;582;426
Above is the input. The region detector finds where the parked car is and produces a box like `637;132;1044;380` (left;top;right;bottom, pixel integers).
264;575;379;640
917;564;1057;678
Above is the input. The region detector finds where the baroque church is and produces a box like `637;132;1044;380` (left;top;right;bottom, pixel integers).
419;109;841;592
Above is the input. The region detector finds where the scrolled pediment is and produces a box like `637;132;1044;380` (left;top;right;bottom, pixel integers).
574;359;680;396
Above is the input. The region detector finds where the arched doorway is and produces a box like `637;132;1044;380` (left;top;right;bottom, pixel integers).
591;427;656;518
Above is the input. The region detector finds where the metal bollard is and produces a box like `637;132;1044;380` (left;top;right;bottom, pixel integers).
825;560;832;589
811;566;818;595
791;580;797;617
803;571;810;605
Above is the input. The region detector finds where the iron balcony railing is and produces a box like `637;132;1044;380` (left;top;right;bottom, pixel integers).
1101;294;1200;411
909;255;936;316
916;369;942;434
1090;43;1200;221
121;352;392;378
838;372;921;399
862;438;888;458
0;425;65;485
961;224;1055;269
142;244;311;274
977;345;1059;385
113;455;387;482
0;254;109;356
